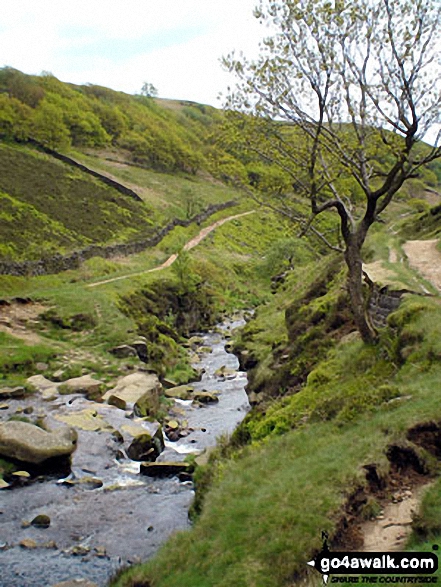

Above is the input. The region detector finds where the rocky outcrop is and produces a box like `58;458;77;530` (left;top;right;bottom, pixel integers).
0;421;77;464
110;340;148;363
368;286;408;328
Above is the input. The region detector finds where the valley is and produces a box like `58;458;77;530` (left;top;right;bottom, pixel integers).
1;68;441;587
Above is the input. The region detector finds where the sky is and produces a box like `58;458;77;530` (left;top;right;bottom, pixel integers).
0;0;265;107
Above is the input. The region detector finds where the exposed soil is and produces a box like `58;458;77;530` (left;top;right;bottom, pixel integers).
0;299;48;345
361;484;428;552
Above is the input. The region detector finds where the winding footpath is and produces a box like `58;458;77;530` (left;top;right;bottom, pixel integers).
402;239;441;293
87;210;255;288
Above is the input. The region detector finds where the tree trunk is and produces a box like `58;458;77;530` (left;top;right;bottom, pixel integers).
344;242;377;343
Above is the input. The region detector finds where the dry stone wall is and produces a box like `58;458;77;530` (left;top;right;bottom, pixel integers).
368;286;408;328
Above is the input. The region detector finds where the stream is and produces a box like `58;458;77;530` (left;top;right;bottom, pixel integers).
0;317;249;587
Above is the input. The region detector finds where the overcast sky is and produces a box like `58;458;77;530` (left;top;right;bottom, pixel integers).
0;0;265;106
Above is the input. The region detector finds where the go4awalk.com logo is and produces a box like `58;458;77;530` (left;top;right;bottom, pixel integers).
307;533;438;585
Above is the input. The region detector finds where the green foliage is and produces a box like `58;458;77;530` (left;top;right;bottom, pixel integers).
171;251;200;294
0;67;234;176
32;99;71;149
410;478;441;543
262;236;315;275
140;82;158;98
0;94;32;141
398;204;441;240
0;331;56;382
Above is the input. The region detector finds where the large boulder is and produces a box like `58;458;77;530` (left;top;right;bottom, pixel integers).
103;372;162;416
0;421;77;464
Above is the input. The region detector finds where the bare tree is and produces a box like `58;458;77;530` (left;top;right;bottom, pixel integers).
223;0;441;342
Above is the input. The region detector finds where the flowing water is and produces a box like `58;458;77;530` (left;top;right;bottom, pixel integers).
0;317;249;587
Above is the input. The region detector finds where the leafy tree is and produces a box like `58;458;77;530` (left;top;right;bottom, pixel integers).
141;82;158;98
31;100;71;149
223;0;441;341
0;95;32;140
0;67;45;107
171;250;200;294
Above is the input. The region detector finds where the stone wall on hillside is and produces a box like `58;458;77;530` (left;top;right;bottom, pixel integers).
0;200;237;277
27;139;144;202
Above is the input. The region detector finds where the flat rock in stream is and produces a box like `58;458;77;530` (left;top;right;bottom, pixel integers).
0;421;77;464
164;385;194;400
214;366;237;379
52;581;99;587
55;408;112;432
103;372;162;416
192;391;219;404
140;461;191;478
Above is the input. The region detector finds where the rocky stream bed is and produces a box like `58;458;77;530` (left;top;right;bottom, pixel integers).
0;318;249;587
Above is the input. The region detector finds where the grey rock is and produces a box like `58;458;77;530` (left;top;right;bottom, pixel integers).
109;345;137;358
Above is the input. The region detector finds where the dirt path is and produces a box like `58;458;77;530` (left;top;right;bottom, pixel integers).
360;485;427;552
87;210;255;288
403;239;441;293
